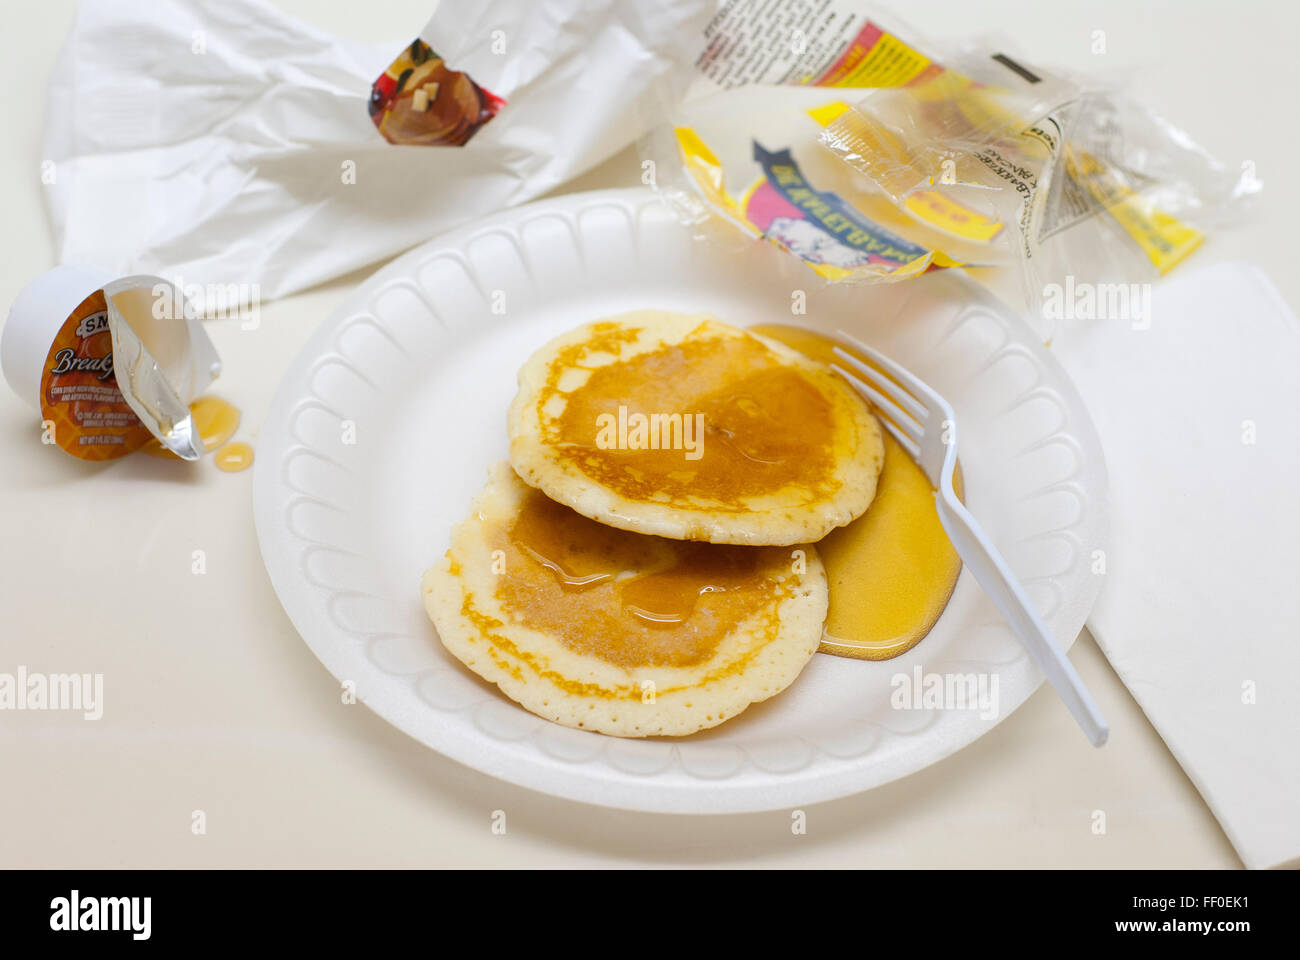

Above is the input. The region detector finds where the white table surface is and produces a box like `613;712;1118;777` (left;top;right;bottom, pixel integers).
3;0;1294;868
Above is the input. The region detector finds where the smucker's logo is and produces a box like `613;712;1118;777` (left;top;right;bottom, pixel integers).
74;309;110;339
51;309;116;381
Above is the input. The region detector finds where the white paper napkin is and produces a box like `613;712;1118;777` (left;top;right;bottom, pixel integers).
1052;261;1300;870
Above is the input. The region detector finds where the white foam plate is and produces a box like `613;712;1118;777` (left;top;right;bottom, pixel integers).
254;188;1108;813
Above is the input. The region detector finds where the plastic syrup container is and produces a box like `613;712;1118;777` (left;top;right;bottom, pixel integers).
1;265;221;461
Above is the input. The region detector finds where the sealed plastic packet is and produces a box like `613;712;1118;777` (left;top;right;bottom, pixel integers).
817;50;1259;335
815;50;1079;255
1020;91;1259;332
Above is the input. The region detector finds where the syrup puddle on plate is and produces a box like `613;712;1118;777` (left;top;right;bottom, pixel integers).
750;323;963;660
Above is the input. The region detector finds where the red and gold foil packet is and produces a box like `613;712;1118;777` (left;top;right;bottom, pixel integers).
369;39;504;146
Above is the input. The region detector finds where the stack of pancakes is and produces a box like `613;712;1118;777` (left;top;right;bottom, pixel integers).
423;311;884;737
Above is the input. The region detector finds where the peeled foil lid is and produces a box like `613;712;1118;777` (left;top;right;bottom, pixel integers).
104;276;222;460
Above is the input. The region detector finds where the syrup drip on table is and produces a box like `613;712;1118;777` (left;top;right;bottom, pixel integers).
213;442;254;473
140;395;253;472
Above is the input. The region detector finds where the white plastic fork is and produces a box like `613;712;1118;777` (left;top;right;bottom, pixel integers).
832;330;1109;747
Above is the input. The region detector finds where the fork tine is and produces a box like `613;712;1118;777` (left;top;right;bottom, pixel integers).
863;393;921;459
832;362;923;457
832;347;926;437
832;345;930;431
834;330;937;418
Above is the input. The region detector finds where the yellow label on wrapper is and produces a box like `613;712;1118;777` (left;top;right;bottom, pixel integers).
903;191;1005;244
814;28;932;89
675;127;739;219
1066;147;1204;274
676;125;960;282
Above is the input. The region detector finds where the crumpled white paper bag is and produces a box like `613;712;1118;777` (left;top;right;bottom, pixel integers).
43;0;712;301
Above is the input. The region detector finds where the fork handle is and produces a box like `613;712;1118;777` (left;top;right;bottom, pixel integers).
935;494;1110;747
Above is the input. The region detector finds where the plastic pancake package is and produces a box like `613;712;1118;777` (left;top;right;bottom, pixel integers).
41;0;717;302
643;1;1260;339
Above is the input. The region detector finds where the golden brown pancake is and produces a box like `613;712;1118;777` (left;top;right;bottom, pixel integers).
507;310;884;545
423;463;827;737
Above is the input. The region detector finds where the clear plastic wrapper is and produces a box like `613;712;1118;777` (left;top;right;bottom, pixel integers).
646;1;1259;338
645;3;985;282
648;84;976;283
821;52;1259;335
